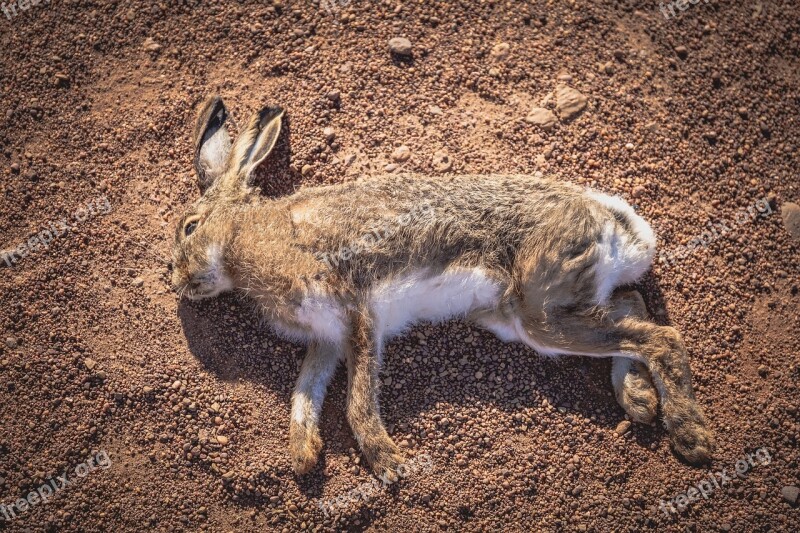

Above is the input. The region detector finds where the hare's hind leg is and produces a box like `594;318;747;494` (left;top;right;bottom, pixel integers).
290;341;341;474
522;306;714;464
609;290;658;424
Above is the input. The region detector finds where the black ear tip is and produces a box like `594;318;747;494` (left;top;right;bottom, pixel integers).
194;95;229;148
257;106;284;127
209;96;228;122
201;95;227;116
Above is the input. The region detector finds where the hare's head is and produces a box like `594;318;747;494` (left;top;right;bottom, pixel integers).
171;96;283;300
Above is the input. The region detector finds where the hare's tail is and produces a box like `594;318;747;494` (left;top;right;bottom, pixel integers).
586;190;657;305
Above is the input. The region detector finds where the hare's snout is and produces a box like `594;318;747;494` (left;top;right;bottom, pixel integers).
171;249;234;301
172;270;233;301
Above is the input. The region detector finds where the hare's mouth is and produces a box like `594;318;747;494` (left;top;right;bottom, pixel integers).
173;268;233;300
185;282;214;300
179;275;232;301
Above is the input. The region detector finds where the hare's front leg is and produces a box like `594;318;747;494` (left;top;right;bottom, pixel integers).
289;341;341;474
345;311;405;482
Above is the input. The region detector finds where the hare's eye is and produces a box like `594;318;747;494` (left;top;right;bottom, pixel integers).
184;220;198;237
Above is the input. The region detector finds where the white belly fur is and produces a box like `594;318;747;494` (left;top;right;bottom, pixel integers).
371;268;503;341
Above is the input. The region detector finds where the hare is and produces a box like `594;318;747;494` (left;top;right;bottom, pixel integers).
171;96;714;481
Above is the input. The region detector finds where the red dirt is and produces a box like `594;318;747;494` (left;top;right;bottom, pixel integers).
0;1;798;531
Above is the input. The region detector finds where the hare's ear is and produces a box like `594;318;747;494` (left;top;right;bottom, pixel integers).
193;96;233;192
229;106;284;183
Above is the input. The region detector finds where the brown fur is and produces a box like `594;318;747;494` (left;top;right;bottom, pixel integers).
171;97;714;480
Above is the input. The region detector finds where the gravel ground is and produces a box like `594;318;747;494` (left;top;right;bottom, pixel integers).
1;1;799;531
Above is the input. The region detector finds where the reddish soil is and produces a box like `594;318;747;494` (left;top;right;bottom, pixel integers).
0;1;798;531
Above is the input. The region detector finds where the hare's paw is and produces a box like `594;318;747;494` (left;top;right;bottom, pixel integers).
289;421;323;475
618;365;658;424
666;404;715;465
612;358;658;424
363;435;405;484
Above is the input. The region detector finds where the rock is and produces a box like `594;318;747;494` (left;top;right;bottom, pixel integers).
613;50;625;61
675;46;688;59
474;371;483;379
384;163;398;172
216;435;229;445
782;202;800;240
84;358;97;371
388;37;413;56
143;386;154;394
132;277;144;288
391;145;411;163
326;90;340;103
54;73;70;87
323;127;335;143
555;85;588;122
525;108;557;131
5;337;17;349
781;485;799;505
491;42;510;59
142;38;162;52
432;152;452;172
632;185;646;198
602;61;615;75
614;420;631;435
171;380;182;390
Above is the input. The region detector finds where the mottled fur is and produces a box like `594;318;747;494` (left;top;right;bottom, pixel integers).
171;97;714;479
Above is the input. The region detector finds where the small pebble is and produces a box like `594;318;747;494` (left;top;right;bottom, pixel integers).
388;37;412;56
781;486;799;505
391;145;411;163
